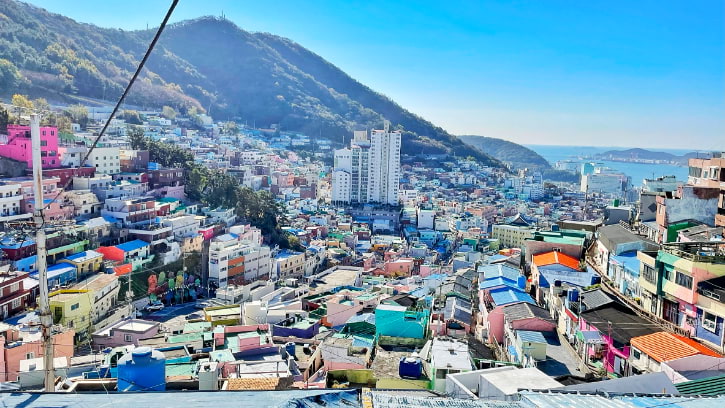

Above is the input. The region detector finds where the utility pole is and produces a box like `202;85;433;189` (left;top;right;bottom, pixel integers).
31;113;55;392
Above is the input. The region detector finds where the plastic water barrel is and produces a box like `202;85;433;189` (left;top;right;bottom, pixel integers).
568;288;579;303
517;275;527;290
285;342;296;359
399;356;422;379
117;347;166;392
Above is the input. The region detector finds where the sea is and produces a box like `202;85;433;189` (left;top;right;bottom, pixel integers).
526;145;691;187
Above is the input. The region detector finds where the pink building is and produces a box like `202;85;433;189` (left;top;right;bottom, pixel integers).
382;258;415;277
0;125;61;169
0;325;74;381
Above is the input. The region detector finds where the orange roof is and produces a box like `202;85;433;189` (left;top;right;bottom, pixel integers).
631;331;722;363
114;263;132;276
532;251;580;270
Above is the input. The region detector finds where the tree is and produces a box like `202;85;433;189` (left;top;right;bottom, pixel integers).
120;110;142;125
65;104;89;129
128;126;148;150
0;59;21;93
223;121;238;135
54;115;72;133
0;106;8;134
11;94;34;109
162;105;177;120
32;98;50;112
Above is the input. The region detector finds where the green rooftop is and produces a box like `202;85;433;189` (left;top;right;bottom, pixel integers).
675;375;725;396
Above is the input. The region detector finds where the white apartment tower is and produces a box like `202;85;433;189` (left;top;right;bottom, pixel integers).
331;122;401;206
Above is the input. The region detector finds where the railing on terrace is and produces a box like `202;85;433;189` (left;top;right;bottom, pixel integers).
662;242;725;263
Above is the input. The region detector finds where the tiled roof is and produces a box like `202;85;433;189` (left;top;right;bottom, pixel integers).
225;377;281;390
532;251;580;270
631;331;722;363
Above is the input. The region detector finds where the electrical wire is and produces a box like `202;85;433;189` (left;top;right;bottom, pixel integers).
38;0;180;217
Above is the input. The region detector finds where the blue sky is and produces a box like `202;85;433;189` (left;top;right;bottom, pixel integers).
27;0;724;149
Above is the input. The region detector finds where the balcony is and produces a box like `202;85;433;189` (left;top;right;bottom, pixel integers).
662;242;725;264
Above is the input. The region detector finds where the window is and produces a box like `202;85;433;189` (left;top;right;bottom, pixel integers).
642;265;657;284
25;352;34;360
703;312;718;332
124;334;133;342
632;349;641;360
663;268;672;281
71;303;79;311
11;298;21;309
675;271;693;288
10;282;19;292
40;140;47;146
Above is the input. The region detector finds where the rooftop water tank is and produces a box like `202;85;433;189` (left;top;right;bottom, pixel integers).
517;275;527;290
285;342;296;359
568;288;579;303
399;353;422;379
117;347;166;392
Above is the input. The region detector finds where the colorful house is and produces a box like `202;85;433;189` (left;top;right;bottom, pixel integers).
96;239;152;271
375;304;429;340
652;243;725;338
629;331;721;375
0;124;60;169
0;324;74;381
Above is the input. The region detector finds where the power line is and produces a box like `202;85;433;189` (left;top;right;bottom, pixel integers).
40;0;180;215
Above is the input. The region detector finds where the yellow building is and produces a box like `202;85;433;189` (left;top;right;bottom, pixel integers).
58;250;104;276
49;290;93;342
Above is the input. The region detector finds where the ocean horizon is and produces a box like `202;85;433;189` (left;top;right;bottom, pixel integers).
526;145;691;187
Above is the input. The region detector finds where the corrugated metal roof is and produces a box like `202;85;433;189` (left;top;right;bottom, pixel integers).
516;330;547;344
116;239;149;252
675;374;725;396
490;288;535;307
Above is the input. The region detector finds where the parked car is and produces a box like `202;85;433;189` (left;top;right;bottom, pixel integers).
194;300;210;309
145;301;165;312
185;312;204;320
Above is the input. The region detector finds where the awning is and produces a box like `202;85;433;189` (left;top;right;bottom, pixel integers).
576;330;606;344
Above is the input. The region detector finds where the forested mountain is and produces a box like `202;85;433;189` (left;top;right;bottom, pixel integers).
459;135;580;182
0;0;504;166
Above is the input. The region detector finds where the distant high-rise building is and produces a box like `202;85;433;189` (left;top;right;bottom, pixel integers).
331;123;401;206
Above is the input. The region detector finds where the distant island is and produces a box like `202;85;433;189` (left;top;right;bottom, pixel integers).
594;148;702;166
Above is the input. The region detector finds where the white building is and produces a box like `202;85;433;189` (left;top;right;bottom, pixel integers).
367;123;401;205
0;182;29;222
86;147;121;175
208;234;271;287
331;124;401;206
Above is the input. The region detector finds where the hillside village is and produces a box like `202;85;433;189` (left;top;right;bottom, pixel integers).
0;100;723;407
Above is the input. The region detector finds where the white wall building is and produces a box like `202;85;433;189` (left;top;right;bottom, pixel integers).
367;123;401;205
86;147;121;175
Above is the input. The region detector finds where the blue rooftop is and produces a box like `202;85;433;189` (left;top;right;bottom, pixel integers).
611;251;640;276
116;239;149;252
489;287;535;307
479;276;518;290
516;330;547;343
479;264;521;281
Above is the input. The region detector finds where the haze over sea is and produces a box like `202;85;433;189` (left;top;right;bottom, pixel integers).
527;145;691;187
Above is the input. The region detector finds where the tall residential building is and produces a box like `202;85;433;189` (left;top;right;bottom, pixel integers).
331;123;401;206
